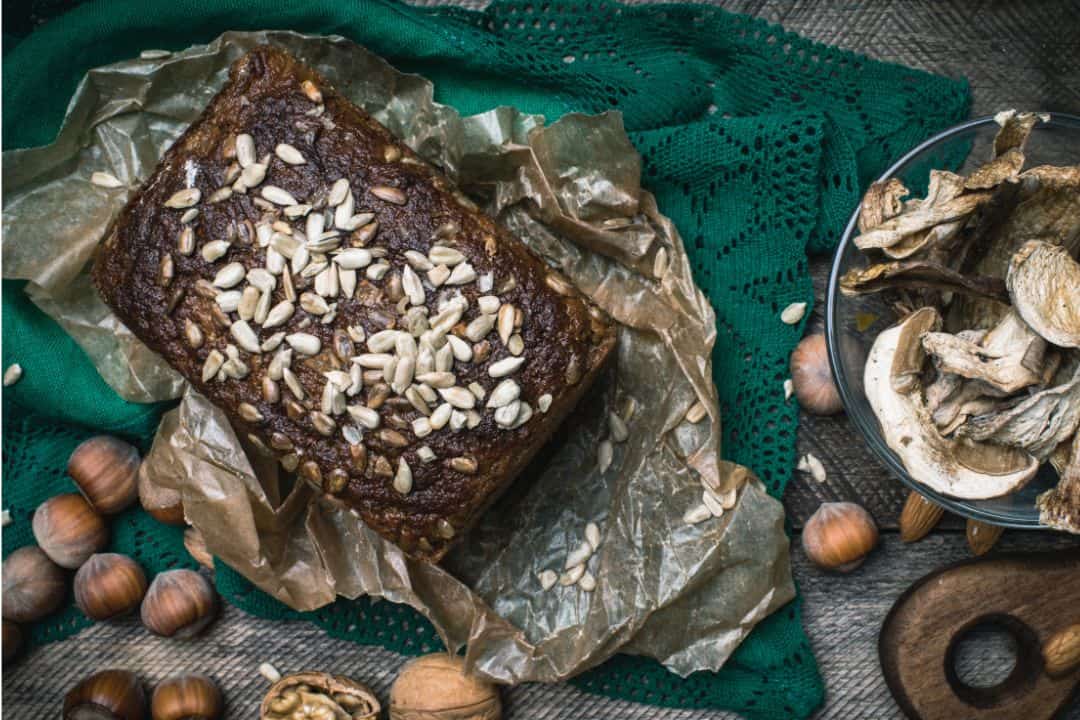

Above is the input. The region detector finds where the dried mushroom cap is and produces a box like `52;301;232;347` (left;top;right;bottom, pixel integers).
921;310;1049;395
890;307;941;394
1007;240;1080;348
955;365;1080;460
865;314;1039;499
858;177;909;233
840;260;1007;302
1037;430;1080;534
853;192;989;251
964;147;1025;190
260;672;379;720
881;171;967;260
992;110;1044;158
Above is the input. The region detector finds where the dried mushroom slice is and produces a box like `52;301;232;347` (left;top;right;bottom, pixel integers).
890;307;941;394
858;177;909;233
955;365;1080;460
853;192;990;251
921;310;1048;395
260;672;379;720
992;110;1044;158
1037;430;1080;534
865;315;1039;499
964;147;1025;190
1007;240;1080;348
840;260;1007;302
881;171;968;260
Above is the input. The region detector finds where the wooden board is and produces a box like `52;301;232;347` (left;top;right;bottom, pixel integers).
879;550;1080;720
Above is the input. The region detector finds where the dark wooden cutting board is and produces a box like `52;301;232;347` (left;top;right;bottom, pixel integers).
879;549;1080;719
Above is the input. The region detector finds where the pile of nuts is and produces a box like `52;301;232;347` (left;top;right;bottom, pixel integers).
64;670;222;720
2;435;218;661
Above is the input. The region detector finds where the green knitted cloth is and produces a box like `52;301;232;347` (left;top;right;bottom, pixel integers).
1;1;969;717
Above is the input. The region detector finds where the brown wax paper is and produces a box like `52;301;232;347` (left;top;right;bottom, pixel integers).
1;31;793;681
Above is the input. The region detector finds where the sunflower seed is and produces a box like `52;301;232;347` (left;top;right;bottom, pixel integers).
449;410;467;431
214;290;240;313
300;292;330;315
261;185;298;206
370;185;406;205
321;380;345;416
275;143;305;165
207;186;232;204
478;273;494;293
261;377;280;404
339;423;361;446
346;405;380;430
538;570;558;591
263;248;285;276
532;394;551;414
419;403;449;433
259;300;293;330
510;402;532;429
325;179;348;207
365;331;398;353
446;262;477;286
439;386;475;409
212;262;245;289
463;383;484;402
609;412;629;442
413;372;453;389
397;251;429;272
289;245;309;276
393;458;413;494
488;356;524;378
283;204;310;220
300;79;322;103
486;379;520;408
245;268;275;294
314;266;338;297
279;366;304;400
578;571;597;592
89;170;124;189
201;350;225;382
237;402;263;423
597;440;614;472
365;263;389;281
435;519;455;539
584;522;602;552
180;208;199;224
268;349;291;380
783;379;794;401
333;248;372;270
158;253;174;287
702;490;725;518
438;335;468;363
720;487;738;509
230;319;260;353
798;453;827;483
399;265;424;307
235;286;258;322
197;241;228;265
277;453;298;472
494;401;520;428
286;333;320;355
333;188;355;229
236;134;256;167
424;244;463;267
395;333;418;359
683;504;711;525
311;411;336;436
464;313;495;342
165;187;201;208
392;356;416;394
685;402;707;423
449;456;477;474
565;355;583;385
406;415;431;438
180;320;203;349
653;246;669;278
1;363;23;388
505;334;524;356
492;305;515;347
476;295;500;315
781;302;807;325
559;564;585;586
353;353;392;370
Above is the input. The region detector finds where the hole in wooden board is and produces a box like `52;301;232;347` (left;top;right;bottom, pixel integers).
945;614;1042;708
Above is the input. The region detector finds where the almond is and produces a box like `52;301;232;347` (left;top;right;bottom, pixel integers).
965;519;1004;556
1044;623;1080;677
899;491;944;543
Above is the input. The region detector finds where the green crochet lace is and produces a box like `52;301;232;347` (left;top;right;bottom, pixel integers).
1;1;969;717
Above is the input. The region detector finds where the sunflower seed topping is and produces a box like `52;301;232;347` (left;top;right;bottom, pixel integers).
310;411;335;436
497;304;516;345
238;403;263;423
476;296;500;315
393;458;413;494
446;262;477;286
411;416;433;438
685;402;707;423
449;456;477;474
333;248;372;269
282;367;305;400
609;412;629;442
327;178;349;206
428;245;465;267
158;253;174;286
347;404;380;430
404;251;433;271
300;292;330;315
300;80;322;103
417;446;436;464
213;291;240;314
275;143;305;165
262;377;280;404
683;504;711;525
537;393;553;413
201;350;225;382
286;333;321;355
401;265;425;306
493;401;520;428
486;379;520;408
781;302;807;325
261;185;298;206
439;386;476;409
538;570;558;590
429;403;452;430
268;348;291;381
371;185;407;205
230;320;261;353
236;134;256;167
213;262;245;288
366;263;390;281
488;356;525;378
180;208;199;224
597;440;614;472
465;313;496;342
559;564;585;586
165;187;201;208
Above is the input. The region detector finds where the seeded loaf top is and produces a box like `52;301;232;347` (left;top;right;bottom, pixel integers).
92;45;616;562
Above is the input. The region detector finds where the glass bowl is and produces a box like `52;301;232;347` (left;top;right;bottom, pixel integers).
825;113;1080;529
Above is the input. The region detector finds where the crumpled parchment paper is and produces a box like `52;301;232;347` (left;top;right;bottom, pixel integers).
1;30;793;682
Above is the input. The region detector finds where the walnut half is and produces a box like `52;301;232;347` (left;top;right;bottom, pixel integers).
260;672;380;720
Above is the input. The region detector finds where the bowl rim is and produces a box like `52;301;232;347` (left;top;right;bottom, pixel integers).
824;111;1080;530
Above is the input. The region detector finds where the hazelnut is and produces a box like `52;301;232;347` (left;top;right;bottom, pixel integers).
2;545;67;622
138;465;185;526
389;654;501;720
802;502;878;572
789;334;843;415
33;493;109;568
3;620;24;664
74;553;148;621
140;569;218;638
261;672;380;720
151;674;223;720
63;669;146;720
69;436;141;515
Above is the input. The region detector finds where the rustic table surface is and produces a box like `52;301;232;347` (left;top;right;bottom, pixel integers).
5;0;1080;718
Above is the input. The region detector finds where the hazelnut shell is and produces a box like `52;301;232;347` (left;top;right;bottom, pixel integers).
63;669;146;720
69;436;141;515
32;493;109;569
389;653;501;719
140;569;218;638
3;620;23;664
261;672;379;720
2;545;67;623
790;334;843;415
802;502;878;572
151;673;223;720
74;553;148;621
